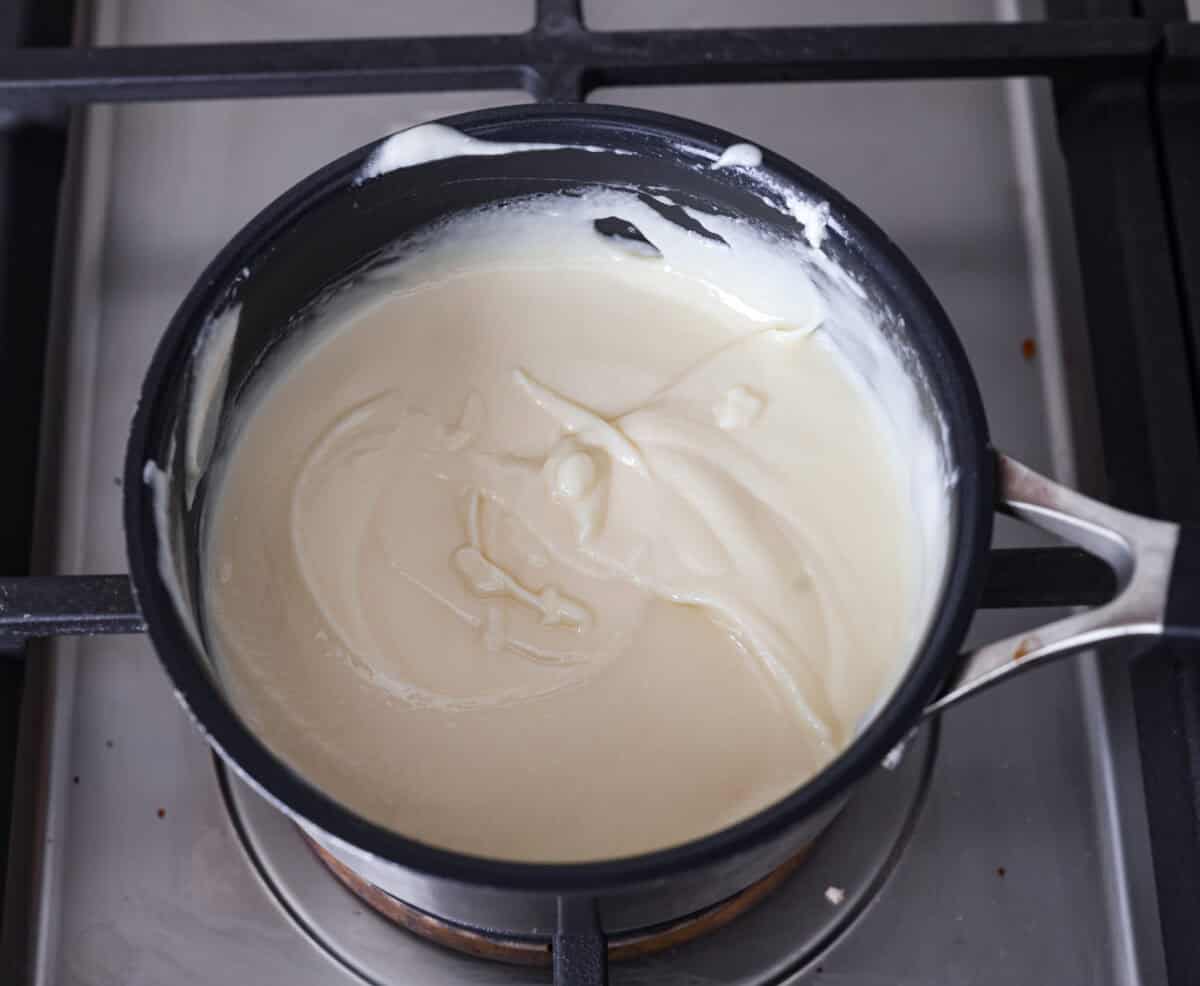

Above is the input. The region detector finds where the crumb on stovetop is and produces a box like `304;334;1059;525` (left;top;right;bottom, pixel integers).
824;885;845;906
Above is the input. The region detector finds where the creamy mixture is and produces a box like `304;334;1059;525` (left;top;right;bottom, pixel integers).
202;176;943;862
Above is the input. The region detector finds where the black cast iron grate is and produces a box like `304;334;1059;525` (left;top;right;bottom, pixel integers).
1;0;1199;982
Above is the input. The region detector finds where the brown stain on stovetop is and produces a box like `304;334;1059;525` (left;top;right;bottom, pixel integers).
301;830;812;966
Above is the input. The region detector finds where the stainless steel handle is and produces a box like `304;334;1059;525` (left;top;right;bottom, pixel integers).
926;453;1199;716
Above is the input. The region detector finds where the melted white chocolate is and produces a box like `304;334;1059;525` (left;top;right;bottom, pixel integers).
203;189;940;862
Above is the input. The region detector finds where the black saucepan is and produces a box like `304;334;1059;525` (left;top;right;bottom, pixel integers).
119;104;1200;986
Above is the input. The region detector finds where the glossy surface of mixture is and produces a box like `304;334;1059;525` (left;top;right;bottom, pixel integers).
204;193;933;861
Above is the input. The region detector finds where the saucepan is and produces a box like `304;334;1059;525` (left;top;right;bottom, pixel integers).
114;105;1197;985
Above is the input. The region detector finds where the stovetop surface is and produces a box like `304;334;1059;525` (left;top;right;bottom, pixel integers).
27;1;1169;983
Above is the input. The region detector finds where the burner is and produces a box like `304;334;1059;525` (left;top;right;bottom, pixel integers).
219;723;935;985
304;832;812;965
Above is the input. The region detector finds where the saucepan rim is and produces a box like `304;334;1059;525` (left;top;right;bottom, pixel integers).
123;102;993;894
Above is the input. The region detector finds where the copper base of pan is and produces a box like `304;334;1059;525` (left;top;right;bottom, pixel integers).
304;834;811;966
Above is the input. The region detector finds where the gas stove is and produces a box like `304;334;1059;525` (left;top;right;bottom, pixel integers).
3;1;1200;984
